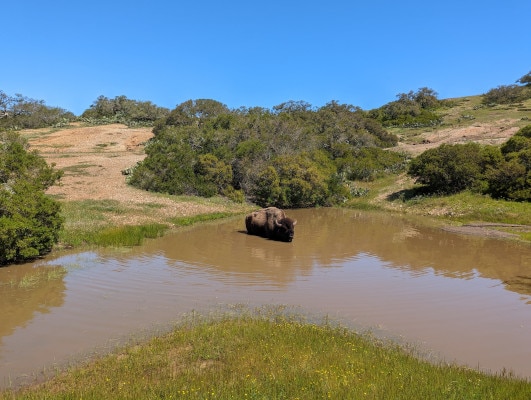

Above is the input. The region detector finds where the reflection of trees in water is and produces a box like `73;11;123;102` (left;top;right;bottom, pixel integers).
0;264;67;341
135;209;531;297
294;208;531;297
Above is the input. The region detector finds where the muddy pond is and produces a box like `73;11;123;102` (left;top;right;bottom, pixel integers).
1;208;530;387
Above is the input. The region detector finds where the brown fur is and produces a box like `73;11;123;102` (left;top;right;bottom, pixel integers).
245;207;296;242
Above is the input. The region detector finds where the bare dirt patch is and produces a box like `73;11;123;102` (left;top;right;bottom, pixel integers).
396;119;520;156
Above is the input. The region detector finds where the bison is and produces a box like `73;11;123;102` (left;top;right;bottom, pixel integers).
245;207;297;242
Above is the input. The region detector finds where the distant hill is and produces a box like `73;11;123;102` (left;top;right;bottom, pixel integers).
391;95;531;155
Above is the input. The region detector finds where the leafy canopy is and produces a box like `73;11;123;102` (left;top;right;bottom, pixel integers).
129;99;406;208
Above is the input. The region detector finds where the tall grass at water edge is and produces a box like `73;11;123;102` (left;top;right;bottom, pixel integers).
2;310;529;399
57;199;240;248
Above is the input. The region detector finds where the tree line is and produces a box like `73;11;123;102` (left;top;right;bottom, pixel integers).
127;99;408;208
0;91;75;130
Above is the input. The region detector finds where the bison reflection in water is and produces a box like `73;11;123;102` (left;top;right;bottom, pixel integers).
245;207;297;242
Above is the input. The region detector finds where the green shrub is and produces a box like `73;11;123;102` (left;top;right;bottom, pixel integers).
0;132;63;265
408;143;497;194
408;127;531;202
485;159;531;201
482;85;530;105
81;95;170;126
336;147;408;181
370;87;443;128
486;125;531;200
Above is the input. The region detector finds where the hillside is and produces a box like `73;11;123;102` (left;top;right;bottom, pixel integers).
394;95;530;154
20;95;531;237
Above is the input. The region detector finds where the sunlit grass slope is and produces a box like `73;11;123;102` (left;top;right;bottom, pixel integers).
2;312;529;399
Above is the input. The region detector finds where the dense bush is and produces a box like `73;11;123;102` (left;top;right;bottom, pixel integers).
408;126;531;201
407;143;502;194
482;85;530;105
369;87;442;128
485;125;531;200
129;99;406;208
0;131;64;265
482;72;531;105
336;147;409;182
81;95;170;126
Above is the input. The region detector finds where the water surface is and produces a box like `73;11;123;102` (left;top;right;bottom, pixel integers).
1;209;530;387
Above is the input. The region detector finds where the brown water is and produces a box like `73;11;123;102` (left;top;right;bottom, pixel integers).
1;208;530;388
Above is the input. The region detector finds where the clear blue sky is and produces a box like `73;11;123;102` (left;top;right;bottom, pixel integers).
2;1;530;115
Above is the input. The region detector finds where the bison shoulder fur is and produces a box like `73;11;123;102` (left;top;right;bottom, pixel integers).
245;207;297;242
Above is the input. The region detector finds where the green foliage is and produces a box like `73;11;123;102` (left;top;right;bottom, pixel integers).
485;125;531;200
482;85;530;105
270;152;332;208
195;153;233;195
517;71;531;86
408;142;500;194
129;99;404;208
164;99;229;128
408;126;531;201
336;147;408;181
370;87;443;128
0;90;75;129
0;131;63;265
81;95;170;126
253;165;282;206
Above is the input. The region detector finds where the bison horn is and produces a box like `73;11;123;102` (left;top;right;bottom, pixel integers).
275;219;282;227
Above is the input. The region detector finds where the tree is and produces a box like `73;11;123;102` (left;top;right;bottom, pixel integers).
407;143;489;194
486;125;531;201
516;71;531;86
370;88;442;128
482;85;526;105
165;99;229;128
0;131;63;265
81;95;170;126
0;91;74;129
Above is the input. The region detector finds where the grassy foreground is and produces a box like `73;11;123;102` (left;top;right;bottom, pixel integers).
2;310;530;400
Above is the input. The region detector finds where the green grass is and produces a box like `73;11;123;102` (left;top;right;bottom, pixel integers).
170;212;237;227
404;191;531;225
89;224;168;247
2;310;529;399
57;200;248;248
58;199;168;247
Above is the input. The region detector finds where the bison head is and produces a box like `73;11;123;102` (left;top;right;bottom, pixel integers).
274;218;297;242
